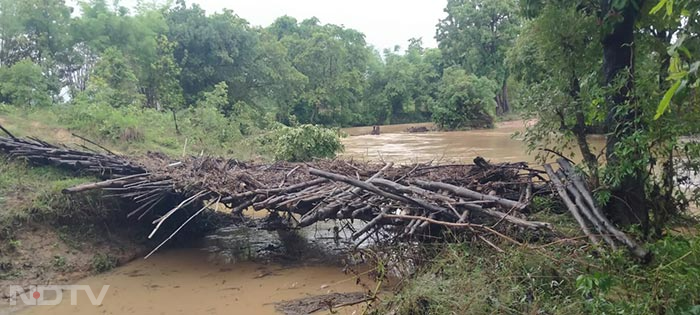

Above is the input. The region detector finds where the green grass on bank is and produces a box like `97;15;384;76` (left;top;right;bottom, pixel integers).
0;159;107;226
0;103;259;159
374;220;700;315
376;235;700;315
0;104;345;162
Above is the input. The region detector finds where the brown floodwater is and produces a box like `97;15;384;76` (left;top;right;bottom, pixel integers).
14;225;377;315
16;251;371;315
342;120;606;164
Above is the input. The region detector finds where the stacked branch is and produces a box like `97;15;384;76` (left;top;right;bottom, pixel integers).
1;126;565;255
61;154;552;245
545;158;649;260
0;129;144;177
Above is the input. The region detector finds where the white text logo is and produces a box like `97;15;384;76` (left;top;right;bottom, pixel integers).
8;285;110;306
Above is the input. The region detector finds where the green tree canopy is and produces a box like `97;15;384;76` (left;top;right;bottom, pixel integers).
437;0;520;114
433;66;497;130
0;59;51;107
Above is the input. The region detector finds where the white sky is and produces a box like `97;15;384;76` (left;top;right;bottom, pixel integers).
121;0;447;51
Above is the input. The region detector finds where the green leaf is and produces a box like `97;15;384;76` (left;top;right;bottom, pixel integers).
650;0;668;15
668;70;689;81
679;46;692;59
654;79;682;120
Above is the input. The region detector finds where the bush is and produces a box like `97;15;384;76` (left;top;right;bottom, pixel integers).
180;104;242;145
91;253;117;273
60;101;153;142
260;124;344;162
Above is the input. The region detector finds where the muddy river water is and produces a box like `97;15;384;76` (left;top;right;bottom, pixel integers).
342;120;606;164
12;120;608;315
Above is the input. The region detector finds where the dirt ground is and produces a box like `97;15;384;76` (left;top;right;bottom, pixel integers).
0;222;148;308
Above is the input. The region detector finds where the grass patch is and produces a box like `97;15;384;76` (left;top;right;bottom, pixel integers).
375;233;700;315
52;255;67;270
0;105;259;159
0;158;103;225
91;253;117;273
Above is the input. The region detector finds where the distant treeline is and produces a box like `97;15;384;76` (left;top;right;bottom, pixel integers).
0;0;520;129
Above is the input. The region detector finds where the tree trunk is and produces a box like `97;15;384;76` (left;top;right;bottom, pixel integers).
567;75;600;187
495;80;510;115
601;1;649;234
171;109;181;135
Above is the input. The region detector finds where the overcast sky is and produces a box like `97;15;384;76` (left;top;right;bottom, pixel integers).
120;0;447;52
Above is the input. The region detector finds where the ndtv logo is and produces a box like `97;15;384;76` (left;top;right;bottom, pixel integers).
8;285;110;306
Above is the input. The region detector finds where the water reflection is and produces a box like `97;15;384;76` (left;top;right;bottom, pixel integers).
203;220;366;265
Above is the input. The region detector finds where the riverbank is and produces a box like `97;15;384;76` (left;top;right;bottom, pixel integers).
0;159;239;314
0;160;151;313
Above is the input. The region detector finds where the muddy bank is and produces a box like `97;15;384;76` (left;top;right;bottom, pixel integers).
0;221;149;314
0;187;235;314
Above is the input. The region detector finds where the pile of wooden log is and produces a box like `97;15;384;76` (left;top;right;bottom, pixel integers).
0;124;648;259
0;127;550;249
0;125;144;177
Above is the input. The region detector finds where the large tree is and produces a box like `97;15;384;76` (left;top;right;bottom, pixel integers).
166;1;257;107
598;0;649;231
268;17;371;126
514;0;700;235
374;40;442;124
436;0;520;115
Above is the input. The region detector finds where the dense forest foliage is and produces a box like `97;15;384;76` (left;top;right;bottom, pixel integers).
0;0;513;130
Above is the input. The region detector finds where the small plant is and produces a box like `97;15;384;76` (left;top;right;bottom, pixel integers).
0;260;12;271
0;102;10;113
91;253;117;273
0;270;22;280
7;239;21;251
530;195;557;213
52;255;67;269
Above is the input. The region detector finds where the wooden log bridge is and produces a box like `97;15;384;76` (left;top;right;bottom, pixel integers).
0;125;647;259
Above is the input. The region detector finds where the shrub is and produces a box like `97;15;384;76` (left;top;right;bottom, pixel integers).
180;104;242;145
0;103;10;113
261;124;344;162
91;253;117;273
